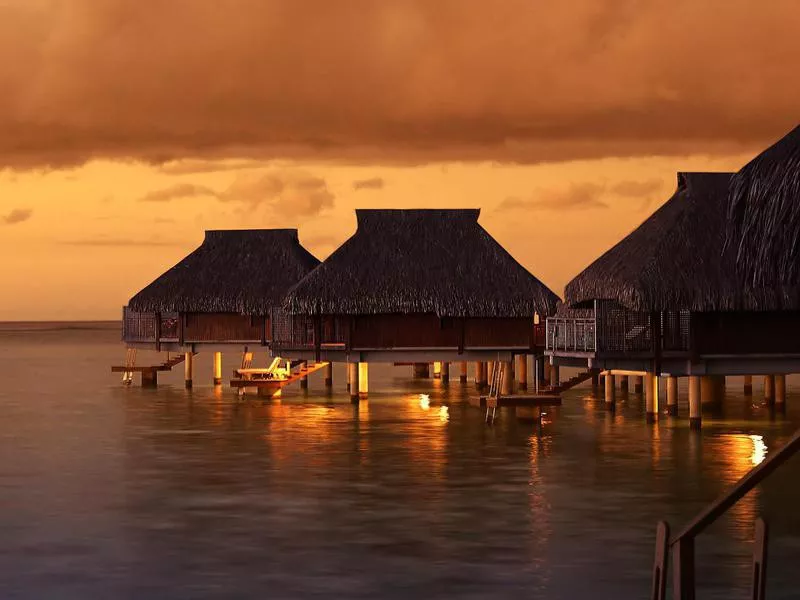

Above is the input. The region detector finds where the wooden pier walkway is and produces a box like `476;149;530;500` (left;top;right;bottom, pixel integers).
111;352;191;386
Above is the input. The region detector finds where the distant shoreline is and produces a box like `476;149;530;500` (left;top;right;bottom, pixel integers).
0;321;121;332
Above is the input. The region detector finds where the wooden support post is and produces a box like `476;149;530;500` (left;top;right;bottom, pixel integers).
544;362;552;386
501;361;513;395
142;369;158;388
324;362;333;387
751;518;768;600
300;360;308;389
478;362;488;388
605;373;616;408
689;375;701;430
667;376;678;416
744;375;753;396
488;361;496;383
619;375;629;393
775;374;786;410
433;361;442;379
517;354;528;391
358;362;369;399
651;521;670;600
591;372;600;389
413;362;430;379
672;536;696;600
551;364;560;386
536;356;546;389
184;352;193;389
459;361;468;383
441;362;450;384
213;351;222;385
635;375;644;394
645;372;659;423
473;362;482;388
764;375;775;403
348;363;359;402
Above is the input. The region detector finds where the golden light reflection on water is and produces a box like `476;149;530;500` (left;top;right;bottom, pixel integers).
715;433;765;542
750;434;767;466
438;406;449;422
527;433;552;584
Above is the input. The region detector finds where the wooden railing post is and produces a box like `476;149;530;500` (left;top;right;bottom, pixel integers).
651;521;670;600
672;536;695;600
751;518;768;600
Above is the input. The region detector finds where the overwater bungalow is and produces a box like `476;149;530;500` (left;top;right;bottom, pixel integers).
548;125;800;426
119;229;319;385
276;209;559;397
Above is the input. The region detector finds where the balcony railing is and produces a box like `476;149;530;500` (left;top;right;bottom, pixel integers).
546;317;597;353
546;305;691;355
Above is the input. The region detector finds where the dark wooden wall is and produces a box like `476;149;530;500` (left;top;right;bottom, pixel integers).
184;313;265;342
347;314;535;349
693;311;800;355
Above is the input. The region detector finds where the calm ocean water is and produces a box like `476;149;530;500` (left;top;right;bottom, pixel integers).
2;323;800;599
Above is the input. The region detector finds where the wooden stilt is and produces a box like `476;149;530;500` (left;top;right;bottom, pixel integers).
764;375;775;403
667;376;678;416
433;361;442;379
605;373;616;408
348;363;359;402
646;372;659;422
300;360;308;389
142;369;158;388
501;361;513;395
324;362;333;387
441;362;450;384
775;374;786;410
184;352;193;389
459;361;468;383
517;354;528;391
213;351;222;385
620;375;629;393
744;375;753;396
358;362;369;399
689;376;701;430
551;364;560;386
635;375;644;394
700;375;719;405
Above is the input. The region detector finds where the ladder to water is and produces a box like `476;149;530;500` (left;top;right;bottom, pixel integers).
122;348;137;384
485;361;504;424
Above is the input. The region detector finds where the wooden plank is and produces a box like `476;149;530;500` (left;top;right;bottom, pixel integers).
651;521;669;600
751;518;768;600
672;536;695;600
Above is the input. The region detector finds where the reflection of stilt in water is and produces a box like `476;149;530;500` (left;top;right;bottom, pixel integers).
650;421;661;468
718;434;766;542
527;435;553;583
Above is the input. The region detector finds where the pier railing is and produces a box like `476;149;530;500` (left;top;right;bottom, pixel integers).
652;426;800;600
546;317;597;352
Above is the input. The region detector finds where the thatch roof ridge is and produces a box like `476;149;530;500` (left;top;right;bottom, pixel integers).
726;125;800;306
129;228;320;314
565;171;735;310
284;208;559;317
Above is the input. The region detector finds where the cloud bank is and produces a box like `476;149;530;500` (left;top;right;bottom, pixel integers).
2;0;799;169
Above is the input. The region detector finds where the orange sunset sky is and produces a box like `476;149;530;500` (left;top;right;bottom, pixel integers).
1;0;799;320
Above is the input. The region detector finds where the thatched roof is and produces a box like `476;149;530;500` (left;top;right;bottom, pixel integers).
129;229;319;314
284;209;558;317
565;172;736;311
726;125;800;309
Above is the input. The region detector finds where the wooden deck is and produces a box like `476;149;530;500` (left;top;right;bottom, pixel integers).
230;361;329;395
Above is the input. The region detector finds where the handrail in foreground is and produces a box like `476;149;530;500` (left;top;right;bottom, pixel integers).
652;426;800;600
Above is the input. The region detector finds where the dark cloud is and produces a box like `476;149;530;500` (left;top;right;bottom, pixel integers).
2;1;799;169
139;170;335;217
2;208;33;225
498;177;667;212
158;159;266;175
139;183;217;202
500;183;609;212
59;237;182;247
610;179;664;197
353;177;385;191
